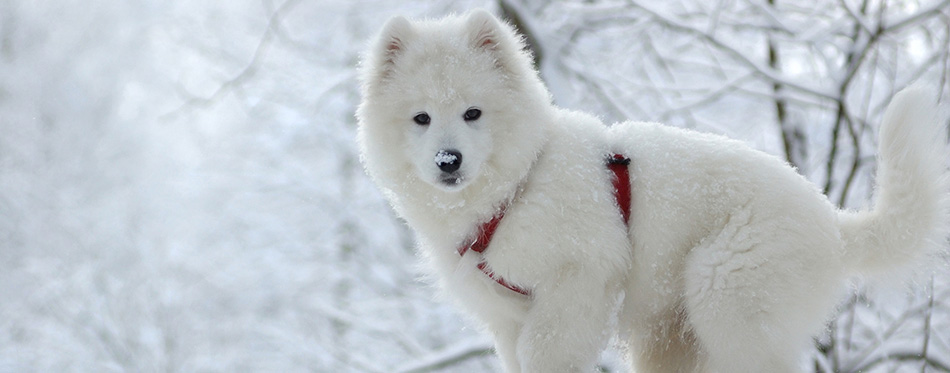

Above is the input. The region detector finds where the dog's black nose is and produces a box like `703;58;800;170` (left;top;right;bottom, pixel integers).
435;149;463;173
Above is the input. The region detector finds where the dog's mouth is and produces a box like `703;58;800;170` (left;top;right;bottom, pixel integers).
439;172;464;187
438;173;465;188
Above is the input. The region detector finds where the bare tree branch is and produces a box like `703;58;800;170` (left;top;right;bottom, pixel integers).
160;0;303;121
766;0;802;169
499;0;543;70
884;0;950;34
395;339;494;373
852;352;950;373
657;73;755;121
822;0;871;199
626;0;838;102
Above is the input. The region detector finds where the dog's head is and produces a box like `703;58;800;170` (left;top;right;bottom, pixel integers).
356;10;550;194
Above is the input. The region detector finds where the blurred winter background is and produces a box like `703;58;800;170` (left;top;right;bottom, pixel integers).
1;0;948;371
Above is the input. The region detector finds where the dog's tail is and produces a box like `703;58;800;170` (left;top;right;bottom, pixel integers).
837;86;950;276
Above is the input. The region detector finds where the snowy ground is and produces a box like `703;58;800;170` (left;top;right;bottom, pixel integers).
0;1;948;372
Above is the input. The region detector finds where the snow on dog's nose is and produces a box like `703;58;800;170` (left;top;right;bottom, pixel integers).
435;149;463;173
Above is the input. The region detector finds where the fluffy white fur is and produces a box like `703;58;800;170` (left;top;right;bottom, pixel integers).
356;10;950;373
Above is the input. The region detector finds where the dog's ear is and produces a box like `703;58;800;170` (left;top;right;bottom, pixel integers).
463;9;535;77
368;15;414;81
464;9;505;51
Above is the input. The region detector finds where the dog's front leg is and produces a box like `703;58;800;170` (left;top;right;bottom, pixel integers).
487;319;523;373
516;268;616;373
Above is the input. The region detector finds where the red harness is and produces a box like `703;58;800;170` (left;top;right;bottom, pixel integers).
456;154;632;296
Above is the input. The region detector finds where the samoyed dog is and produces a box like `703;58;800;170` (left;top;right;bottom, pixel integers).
356;9;949;373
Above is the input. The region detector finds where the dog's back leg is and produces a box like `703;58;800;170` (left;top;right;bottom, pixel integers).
682;206;842;373
627;306;702;373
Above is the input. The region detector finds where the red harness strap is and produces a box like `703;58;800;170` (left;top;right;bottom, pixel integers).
457;154;632;297
607;154;632;225
456;205;532;296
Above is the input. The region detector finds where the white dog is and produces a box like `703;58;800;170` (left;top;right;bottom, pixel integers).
356;9;949;373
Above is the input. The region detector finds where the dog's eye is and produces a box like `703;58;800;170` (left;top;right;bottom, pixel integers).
413;112;430;125
463;108;481;121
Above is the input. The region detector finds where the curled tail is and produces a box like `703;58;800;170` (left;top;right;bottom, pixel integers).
838;87;950;276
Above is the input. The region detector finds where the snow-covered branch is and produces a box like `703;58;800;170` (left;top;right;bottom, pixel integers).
394;338;494;373
626;0;838;102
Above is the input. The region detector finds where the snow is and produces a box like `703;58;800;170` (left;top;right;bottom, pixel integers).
435;151;459;165
0;0;947;372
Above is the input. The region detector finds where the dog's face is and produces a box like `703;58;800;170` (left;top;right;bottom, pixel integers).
357;10;540;193
398;75;495;191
